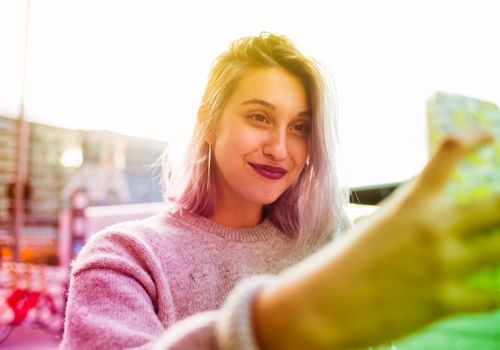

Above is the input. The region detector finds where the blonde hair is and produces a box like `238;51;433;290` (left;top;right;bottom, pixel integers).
165;32;347;248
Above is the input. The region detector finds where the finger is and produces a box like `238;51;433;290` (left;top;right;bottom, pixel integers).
452;195;500;236
416;129;493;193
440;281;500;314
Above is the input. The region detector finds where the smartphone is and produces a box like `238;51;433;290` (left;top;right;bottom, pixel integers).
427;91;500;289
427;91;500;204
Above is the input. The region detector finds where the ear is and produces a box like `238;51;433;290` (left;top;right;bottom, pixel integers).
197;105;206;122
198;105;215;145
205;132;214;146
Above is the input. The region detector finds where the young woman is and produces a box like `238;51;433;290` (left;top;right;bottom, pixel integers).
61;33;500;350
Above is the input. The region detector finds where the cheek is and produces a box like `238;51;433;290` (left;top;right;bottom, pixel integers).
290;139;309;166
217;125;263;155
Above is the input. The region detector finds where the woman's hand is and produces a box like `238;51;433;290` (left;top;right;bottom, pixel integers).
255;130;500;350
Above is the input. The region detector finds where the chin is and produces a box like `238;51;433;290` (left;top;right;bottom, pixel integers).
251;192;283;206
241;182;290;206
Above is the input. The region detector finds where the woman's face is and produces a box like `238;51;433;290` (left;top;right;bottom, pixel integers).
212;67;310;211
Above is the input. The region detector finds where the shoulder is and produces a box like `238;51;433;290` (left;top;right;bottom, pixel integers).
71;210;182;276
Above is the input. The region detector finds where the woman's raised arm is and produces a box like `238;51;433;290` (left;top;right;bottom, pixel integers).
254;130;500;349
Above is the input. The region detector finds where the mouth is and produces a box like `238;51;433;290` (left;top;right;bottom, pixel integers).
249;163;287;180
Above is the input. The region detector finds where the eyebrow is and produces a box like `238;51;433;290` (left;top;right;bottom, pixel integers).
240;98;311;118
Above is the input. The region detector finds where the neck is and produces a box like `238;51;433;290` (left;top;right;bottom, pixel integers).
210;197;264;228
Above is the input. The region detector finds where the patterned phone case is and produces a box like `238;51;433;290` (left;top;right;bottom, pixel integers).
427;91;500;290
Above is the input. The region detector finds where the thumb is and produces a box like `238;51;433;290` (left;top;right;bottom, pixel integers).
416;129;493;193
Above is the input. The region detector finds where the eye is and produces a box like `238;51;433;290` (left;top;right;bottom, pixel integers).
290;122;311;135
248;113;269;124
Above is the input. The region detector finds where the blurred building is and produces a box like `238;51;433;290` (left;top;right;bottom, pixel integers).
0;115;166;264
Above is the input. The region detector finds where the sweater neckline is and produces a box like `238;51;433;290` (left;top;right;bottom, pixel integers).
168;211;285;243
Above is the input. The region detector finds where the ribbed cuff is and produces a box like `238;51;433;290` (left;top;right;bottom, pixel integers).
216;275;274;350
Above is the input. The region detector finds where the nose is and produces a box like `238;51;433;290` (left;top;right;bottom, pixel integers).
263;128;287;161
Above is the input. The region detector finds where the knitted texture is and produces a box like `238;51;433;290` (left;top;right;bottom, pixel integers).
60;210;329;349
216;275;273;350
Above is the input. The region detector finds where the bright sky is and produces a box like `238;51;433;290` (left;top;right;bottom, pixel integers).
1;0;499;187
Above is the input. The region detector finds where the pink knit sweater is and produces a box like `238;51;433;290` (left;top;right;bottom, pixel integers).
60;210;332;349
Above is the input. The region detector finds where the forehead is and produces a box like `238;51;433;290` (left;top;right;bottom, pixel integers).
227;67;310;110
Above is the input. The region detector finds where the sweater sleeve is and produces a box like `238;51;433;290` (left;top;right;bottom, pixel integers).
61;267;169;349
60;227;172;349
60;229;272;350
150;276;272;350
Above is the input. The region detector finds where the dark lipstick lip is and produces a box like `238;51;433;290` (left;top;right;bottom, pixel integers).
249;162;287;180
